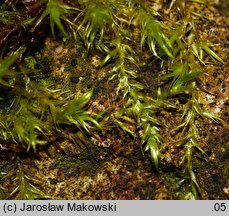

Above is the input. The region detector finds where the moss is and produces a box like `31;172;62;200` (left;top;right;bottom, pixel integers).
55;143;109;176
0;0;227;200
24;56;38;69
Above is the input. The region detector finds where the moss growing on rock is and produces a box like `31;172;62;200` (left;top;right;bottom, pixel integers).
0;0;227;199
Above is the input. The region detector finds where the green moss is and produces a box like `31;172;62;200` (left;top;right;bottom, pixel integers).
24;56;37;69
0;0;226;199
55;144;108;176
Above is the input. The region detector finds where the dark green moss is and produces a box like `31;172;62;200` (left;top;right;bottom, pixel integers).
54;143;109;176
0;0;227;200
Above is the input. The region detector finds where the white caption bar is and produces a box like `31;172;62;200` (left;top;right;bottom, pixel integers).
0;200;228;216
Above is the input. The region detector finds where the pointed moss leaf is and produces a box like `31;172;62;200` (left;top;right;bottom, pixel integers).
140;11;173;58
63;90;93;114
80;2;112;49
138;9;173;58
201;112;222;123
162;64;184;80
129;100;142;117
142;135;160;171
89;4;112;26
201;42;225;64
34;0;69;37
146;115;160;125
50;6;67;36
185;143;201;193
156;32;173;58
125;69;138;78
13;166;49;200
0;47;25;79
101;50;116;66
182;70;204;83
148;38;158;57
0;187;6;200
114;120;136;137
74;113;101;130
169;67;203;95
67;115;92;133
191;43;205;65
140;32;147;49
189;0;207;3
190;137;205;155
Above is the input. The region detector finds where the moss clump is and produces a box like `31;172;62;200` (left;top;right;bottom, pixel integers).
0;0;227;199
55;146;105;176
